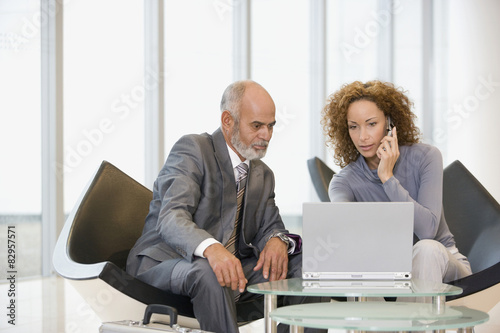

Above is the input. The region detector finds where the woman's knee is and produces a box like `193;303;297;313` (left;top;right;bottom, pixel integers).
413;239;446;257
412;239;450;273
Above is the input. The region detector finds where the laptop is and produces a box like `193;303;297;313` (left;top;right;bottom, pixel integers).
302;279;413;295
302;202;414;280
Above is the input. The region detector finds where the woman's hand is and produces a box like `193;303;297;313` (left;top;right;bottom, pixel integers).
377;126;400;183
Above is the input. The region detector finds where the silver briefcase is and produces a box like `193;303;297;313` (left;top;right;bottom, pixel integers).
99;304;213;333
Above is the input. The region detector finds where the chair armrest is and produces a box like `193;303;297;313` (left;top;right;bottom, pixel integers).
446;261;500;301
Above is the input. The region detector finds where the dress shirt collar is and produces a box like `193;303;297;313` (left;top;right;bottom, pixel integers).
226;143;249;171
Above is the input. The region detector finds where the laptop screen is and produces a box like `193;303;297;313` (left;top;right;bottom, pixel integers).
302;202;414;280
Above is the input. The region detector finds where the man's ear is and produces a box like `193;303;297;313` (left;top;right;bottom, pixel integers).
221;110;233;133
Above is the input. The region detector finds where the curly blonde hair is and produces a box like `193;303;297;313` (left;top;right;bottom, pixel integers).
321;80;421;168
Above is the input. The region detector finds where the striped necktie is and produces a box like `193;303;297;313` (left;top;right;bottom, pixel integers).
225;162;248;255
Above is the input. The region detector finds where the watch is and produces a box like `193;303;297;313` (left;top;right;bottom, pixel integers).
269;232;290;248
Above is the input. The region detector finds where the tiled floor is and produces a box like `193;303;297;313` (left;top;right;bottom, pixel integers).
0;276;499;332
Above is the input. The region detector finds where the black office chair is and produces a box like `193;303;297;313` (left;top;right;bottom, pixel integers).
53;161;264;327
443;160;500;313
307;157;335;202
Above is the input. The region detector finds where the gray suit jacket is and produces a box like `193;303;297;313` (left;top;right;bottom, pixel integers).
126;128;288;277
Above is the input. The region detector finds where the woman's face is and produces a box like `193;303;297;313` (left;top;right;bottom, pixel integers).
346;100;388;167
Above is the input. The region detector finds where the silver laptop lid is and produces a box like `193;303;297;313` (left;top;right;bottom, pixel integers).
302;202;414;280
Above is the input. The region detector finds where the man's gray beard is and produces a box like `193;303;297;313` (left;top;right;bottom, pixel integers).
231;126;268;161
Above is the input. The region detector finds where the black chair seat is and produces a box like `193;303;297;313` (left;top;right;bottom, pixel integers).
443;160;500;309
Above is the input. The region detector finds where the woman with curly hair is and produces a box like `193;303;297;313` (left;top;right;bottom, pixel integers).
321;80;471;283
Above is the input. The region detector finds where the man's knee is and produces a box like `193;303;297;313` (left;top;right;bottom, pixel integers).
186;259;219;287
173;258;225;299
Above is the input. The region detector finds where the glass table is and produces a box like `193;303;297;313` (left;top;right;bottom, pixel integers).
247;278;465;333
270;301;489;333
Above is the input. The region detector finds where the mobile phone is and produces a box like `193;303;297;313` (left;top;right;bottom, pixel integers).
386;115;394;137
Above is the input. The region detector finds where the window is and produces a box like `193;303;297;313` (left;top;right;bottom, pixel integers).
163;0;233;156
326;0;379;93
251;0;311;216
393;0;424;130
0;0;42;278
63;0;145;211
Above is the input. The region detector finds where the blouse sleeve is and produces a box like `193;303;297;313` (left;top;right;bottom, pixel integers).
383;147;443;239
329;174;355;202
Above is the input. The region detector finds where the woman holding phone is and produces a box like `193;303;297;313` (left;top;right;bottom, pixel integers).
321;80;471;283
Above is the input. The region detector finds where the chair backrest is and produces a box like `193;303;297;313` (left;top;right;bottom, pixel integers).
443;160;500;273
67;161;152;269
307;157;335;202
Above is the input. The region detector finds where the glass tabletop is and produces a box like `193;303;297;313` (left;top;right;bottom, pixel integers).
270;302;489;331
247;278;462;298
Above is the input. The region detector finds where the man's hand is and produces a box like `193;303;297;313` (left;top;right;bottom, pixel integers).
253;237;288;281
204;243;247;292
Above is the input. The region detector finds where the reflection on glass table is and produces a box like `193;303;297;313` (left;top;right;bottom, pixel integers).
247;278;463;333
270;302;489;333
301;279;413;295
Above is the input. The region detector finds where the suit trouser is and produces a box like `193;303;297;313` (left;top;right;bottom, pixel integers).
164;252;326;333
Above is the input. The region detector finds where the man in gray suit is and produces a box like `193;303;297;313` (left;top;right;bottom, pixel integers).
127;80;322;332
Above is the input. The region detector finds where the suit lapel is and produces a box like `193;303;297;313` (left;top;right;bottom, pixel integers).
212;128;238;244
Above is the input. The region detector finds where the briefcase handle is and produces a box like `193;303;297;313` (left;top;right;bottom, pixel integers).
143;304;178;327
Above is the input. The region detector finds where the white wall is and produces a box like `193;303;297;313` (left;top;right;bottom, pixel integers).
446;0;500;202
